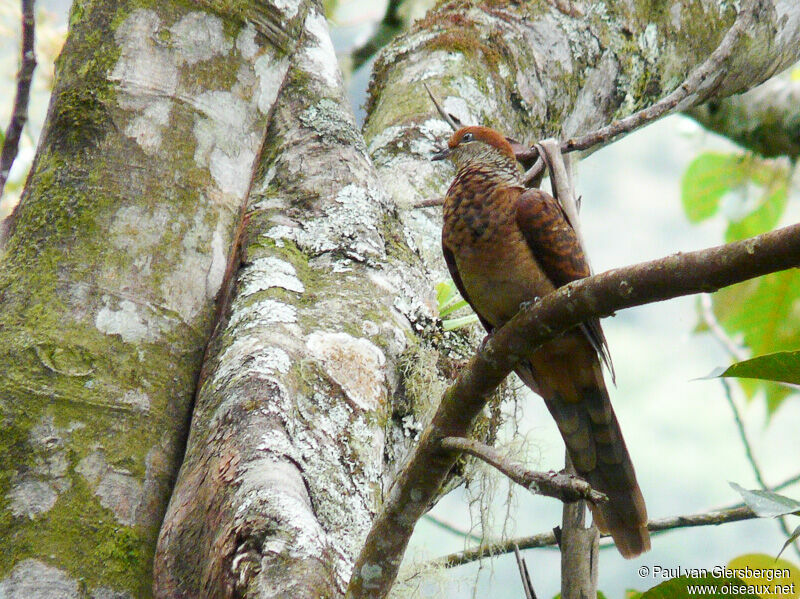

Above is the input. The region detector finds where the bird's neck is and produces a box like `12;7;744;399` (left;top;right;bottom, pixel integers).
454;157;521;187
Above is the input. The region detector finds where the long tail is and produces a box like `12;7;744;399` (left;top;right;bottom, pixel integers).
518;340;650;558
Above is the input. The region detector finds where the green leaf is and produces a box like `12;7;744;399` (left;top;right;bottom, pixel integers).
440;298;468;318
724;181;788;242
641;574;756;598
436;281;458;310
730;482;800;517
711;270;800;413
681;153;744;223
715;351;800;385
777;524;800;560
442;314;479;331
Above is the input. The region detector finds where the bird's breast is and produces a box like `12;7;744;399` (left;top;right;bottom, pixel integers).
443;188;555;327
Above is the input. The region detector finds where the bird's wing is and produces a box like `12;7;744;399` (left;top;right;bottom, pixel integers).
441;241;495;334
516;188;615;381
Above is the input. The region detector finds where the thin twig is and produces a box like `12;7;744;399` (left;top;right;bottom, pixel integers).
506;1;758;165
421;513;482;544
559;453;598;599
700;295;800;558
0;0;37;199
436;471;800;567
424;82;460;131
513;544;537;599
562;1;756;153
345;224;800;599
441;437;607;505
700;294;747;361
412;197;445;208
436;505;756;568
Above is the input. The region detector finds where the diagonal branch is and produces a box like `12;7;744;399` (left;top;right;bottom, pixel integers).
440;437;607;504
345;223;800;599
0;0;36;199
511;0;758;163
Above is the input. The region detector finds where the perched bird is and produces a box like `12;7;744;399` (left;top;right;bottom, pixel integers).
432;125;650;558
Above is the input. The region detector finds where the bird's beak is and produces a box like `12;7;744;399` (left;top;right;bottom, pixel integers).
431;147;451;161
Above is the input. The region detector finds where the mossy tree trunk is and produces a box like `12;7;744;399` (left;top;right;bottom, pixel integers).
151;5;442;597
0;0;312;596
1;0;800;598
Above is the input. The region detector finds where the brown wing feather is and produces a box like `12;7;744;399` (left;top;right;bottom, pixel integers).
441;241;494;333
516;188;615;381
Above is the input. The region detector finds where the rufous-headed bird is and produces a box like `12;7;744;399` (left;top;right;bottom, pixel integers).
432;125;650;558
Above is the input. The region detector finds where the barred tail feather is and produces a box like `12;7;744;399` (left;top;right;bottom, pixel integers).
516;356;650;558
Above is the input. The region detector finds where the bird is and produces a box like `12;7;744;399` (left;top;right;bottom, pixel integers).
432;125;650;558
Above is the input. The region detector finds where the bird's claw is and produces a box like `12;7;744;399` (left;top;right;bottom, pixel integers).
478;330;495;353
519;297;540;310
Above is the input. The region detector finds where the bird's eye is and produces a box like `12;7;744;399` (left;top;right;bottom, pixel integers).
461;132;474;143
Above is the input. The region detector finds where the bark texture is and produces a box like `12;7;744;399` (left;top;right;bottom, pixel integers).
0;0;301;596
152;3;452;598
686;64;800;159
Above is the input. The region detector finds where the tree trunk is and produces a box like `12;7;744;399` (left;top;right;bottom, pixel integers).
0;0;307;596
152;4;437;596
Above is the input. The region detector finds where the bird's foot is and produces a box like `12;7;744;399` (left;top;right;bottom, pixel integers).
519;297;540;311
478;330;495;353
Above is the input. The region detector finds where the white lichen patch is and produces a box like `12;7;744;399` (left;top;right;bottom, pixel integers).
228;299;298;331
255;54;290;114
124;98;172;155
159;211;228;321
95;296;159;343
109;204;169;252
0;559;79;598
169;12;232;65
306;331;387;411
442;95;475;128
119;389;151;411
111;8;291;204
236;24;258;59
192;91;259;199
111;10;179;99
76;451;144;526
6;480;58;518
239;256;305;296
264;183;387;261
216;337;292;384
639;23;659;63
300;10;341;89
273;0;300;20
207;222;227;299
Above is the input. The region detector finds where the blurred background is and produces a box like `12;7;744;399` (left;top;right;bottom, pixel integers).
2;1;798;596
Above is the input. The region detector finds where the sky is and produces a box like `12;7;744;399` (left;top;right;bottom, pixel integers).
2;1;798;597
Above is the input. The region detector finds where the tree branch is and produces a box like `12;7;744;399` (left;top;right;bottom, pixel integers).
685;67;800;160
345;224;800;599
559;454;598;599
440;437;607;505
510;0;757;164
0;0;36;199
437;505;757;568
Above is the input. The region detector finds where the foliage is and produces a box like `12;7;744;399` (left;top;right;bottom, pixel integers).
681;151;797;413
731;483;800;559
436;280;479;331
713;351;800;385
639;574;758;599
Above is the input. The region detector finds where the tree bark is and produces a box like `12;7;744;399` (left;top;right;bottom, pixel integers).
152;3;436;596
0;0;306;596
685;65;800;159
2;0;800;597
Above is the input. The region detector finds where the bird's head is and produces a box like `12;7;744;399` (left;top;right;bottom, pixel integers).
431;126;519;178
